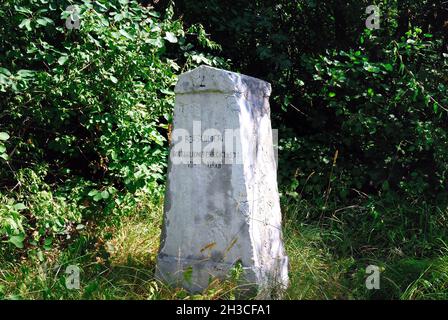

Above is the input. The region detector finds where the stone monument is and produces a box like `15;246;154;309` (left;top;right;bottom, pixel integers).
156;65;288;298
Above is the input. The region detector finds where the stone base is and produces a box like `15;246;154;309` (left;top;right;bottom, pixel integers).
155;253;288;299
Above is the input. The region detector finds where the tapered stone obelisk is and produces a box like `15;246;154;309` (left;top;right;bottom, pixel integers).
156;66;288;298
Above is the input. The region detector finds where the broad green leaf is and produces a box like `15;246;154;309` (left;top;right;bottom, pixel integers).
17;70;35;78
0;68;11;76
37;250;44;261
191;54;211;64
160;89;174;95
110;75;118;83
58;55;69;65
44;238;52;246
13;203;26;211
15;6;33;15
8;234;25;249
383;64;393;72
164;32;177;43
36;18;53;26
434;102;439;113
147;38;163;48
19;18;32;31
0;132;10;141
114;13;123;22
148;11;160;18
119;29;134;40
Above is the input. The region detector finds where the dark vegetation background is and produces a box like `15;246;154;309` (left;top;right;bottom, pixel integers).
1;0;448;299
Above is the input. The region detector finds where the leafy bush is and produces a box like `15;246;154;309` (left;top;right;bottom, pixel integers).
0;0;223;253
293;28;447;201
278;28;448;256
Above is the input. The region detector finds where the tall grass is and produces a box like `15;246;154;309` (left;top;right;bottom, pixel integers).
1;196;448;300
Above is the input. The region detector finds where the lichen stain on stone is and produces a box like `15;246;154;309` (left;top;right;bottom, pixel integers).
200;242;217;253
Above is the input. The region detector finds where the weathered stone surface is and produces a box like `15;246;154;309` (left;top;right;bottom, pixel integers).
155;66;288;298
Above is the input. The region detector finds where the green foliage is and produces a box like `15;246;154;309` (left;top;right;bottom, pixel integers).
280;27;447;198
277;28;448;256
1;0;448;300
0;0;223;254
0;196;26;248
0;131;9;161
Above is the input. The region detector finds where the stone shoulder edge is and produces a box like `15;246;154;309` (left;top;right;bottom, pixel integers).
174;65;272;97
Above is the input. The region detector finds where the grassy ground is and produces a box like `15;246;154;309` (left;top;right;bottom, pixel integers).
1;195;448;300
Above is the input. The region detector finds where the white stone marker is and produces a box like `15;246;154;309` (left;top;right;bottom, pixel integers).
156;65;288;298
